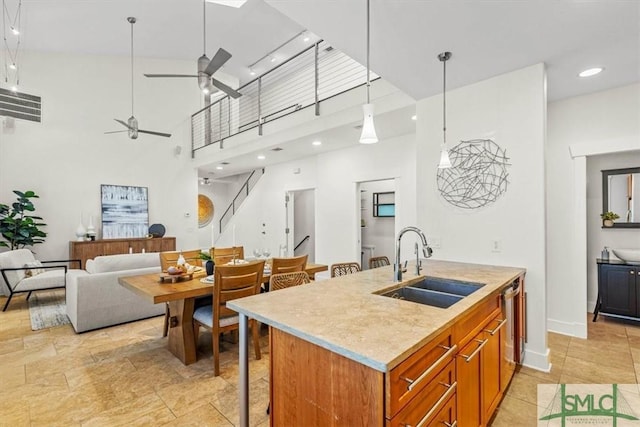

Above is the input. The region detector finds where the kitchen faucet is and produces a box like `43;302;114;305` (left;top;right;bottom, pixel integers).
394;226;432;282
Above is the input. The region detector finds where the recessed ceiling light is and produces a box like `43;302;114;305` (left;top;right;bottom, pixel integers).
216;166;223;170
312;140;322;146
579;67;604;78
9;63;16;70
411;115;417;121
206;0;247;8
257;154;266;160
248;68;256;76
10;86;18;92
269;56;277;63
10;26;19;36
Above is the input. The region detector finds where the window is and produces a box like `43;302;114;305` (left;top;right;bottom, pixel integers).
373;192;395;217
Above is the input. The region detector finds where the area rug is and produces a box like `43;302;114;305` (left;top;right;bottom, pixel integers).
28;289;71;331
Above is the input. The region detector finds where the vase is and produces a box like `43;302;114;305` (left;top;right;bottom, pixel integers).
86;215;96;238
603;219;614;227
75;222;86;241
206;260;214;275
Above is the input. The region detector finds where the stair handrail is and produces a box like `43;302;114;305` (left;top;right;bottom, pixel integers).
294;235;310;252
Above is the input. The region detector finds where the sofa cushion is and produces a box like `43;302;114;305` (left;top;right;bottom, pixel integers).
0;249;36;287
15;269;65;292
86;253;159;274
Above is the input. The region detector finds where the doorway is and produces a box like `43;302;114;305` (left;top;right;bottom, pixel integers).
358;179;395;269
288;189;316;263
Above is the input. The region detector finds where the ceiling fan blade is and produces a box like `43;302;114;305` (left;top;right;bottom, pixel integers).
137;129;172;138
204;48;232;76
104;130;128;134
143;74;199;78
211;78;242;99
114;118;131;129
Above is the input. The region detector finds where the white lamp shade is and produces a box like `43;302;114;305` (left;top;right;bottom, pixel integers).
359;103;378;144
438;147;452;168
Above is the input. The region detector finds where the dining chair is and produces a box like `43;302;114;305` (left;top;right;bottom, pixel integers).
330;262;361;277
210;246;245;265
158;249;203;337
270;254;308;275
369;256;391;269
269;271;311;291
192;260;265;376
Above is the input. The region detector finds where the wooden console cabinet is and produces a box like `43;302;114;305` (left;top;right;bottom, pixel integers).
69;237;175;268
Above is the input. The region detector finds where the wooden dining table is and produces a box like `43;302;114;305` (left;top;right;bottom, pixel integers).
118;262;328;365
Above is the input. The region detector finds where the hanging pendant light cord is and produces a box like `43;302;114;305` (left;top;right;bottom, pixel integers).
442;56;446;145
203;0;206;54
367;0;371;104
365;0;371;104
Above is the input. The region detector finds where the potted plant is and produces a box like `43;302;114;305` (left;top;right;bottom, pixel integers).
601;211;620;227
0;190;47;250
199;251;214;275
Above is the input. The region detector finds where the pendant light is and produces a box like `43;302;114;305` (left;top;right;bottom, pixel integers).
437;51;452;168
359;0;378;144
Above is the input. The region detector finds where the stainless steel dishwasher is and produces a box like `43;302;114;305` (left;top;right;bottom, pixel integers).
502;281;521;372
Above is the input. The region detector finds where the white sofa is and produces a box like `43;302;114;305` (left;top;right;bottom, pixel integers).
66;253;165;333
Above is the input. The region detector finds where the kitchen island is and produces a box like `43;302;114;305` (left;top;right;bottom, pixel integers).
228;259;526;426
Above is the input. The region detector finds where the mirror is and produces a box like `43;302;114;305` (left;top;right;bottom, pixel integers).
602;167;640;228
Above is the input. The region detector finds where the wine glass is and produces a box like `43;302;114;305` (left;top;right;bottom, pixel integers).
253;248;262;259
262;248;271;258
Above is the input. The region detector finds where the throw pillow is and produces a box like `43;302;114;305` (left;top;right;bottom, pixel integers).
24;261;45;277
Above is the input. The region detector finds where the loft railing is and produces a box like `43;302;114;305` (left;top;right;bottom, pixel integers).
191;40;377;155
294;235;310;252
219;168;265;233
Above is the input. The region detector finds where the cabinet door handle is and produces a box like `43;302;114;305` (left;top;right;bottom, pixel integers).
400;344;457;391
483;318;507;336
403;381;457;427
458;339;488;363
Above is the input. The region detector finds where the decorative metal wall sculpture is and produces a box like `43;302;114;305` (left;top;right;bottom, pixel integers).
436;139;510;209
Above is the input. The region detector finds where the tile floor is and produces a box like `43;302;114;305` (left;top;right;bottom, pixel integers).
1;293;639;426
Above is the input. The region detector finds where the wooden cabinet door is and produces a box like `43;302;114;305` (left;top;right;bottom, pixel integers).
600;265;637;317
102;241;129;256
456;336;484;427
482;316;505;422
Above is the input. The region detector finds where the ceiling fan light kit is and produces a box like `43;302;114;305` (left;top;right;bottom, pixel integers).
359;0;378;144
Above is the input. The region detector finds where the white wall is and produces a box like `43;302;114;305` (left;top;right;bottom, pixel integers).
586;152;640;309
360;179;395;268
547;83;640;336
0;50;204;260
416;64;548;371
293;189;315;262
214;133;416;270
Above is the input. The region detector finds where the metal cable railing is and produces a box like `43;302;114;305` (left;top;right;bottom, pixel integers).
191;40;377;154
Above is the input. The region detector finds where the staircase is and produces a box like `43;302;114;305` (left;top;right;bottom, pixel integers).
218;168;265;234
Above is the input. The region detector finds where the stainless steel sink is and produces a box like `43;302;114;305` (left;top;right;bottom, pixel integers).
410;277;485;296
381;287;463;308
379;277;485;308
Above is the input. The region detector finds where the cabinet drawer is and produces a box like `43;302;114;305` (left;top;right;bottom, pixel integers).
387;327;455;417
454;294;500;347
387;360;456;427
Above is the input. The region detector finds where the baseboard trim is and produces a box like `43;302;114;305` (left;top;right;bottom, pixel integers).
522;346;551;372
547;317;587;339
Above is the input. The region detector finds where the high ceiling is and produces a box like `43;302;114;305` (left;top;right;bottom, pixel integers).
9;0;639;102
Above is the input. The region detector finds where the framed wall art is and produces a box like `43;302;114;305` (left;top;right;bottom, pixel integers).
101;184;149;238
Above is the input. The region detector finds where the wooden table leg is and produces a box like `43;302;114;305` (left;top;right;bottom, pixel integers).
167;297;197;365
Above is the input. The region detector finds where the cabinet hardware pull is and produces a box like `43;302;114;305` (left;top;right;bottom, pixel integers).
443;421;457;427
458;338;488;363
483;318;507;336
400;344;457;391
403;381;457;427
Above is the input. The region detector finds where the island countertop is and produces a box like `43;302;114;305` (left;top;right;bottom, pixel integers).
228;259;525;372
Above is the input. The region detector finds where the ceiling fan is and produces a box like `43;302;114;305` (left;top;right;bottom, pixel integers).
143;0;242;99
106;17;171;139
